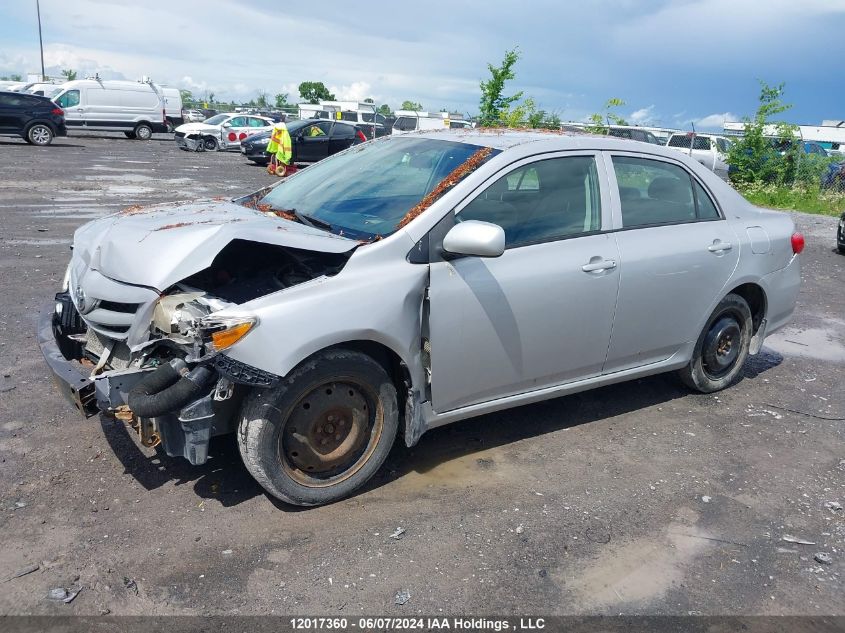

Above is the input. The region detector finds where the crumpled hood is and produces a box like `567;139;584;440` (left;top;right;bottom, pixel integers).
72;199;357;291
175;122;220;135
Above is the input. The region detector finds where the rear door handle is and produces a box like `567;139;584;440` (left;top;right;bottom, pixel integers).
582;259;617;272
708;241;733;253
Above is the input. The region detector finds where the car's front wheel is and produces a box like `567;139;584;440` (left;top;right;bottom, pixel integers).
238;349;399;506
26;123;54;146
203;136;219;151
679;293;753;393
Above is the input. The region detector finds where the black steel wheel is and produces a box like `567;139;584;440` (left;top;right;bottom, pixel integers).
679;293;753;393
238;349;398;506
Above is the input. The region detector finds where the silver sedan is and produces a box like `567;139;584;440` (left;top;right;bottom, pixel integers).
40;130;803;506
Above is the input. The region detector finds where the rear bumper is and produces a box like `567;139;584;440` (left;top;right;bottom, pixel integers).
761;254;801;337
37;300;97;417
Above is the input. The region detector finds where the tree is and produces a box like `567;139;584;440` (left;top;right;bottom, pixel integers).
61;68;77;81
10;73;22;82
208;92;215;104
298;81;335;104
179;89;195;108
256;91;269;108
727;81;799;186
401;100;423;111
478;48;523;126
377;104;392;116
586;98;627;134
364;97;374;103
274;92;290;108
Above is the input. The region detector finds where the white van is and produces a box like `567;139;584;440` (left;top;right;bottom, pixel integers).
392;110;472;134
160;87;184;131
52;79;168;139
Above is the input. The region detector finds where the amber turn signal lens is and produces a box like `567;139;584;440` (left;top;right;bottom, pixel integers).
210;321;255;351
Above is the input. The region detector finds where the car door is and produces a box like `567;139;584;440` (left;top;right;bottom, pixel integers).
328;122;356;155
602;153;740;373
55;89;82;129
427;153;621;413
296;121;332;162
222;116;248;147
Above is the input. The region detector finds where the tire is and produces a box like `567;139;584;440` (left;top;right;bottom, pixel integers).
124;131;136;139
203;136;219;151
678;293;753;393
238;349;399;506
839;245;845;255
165;120;175;133
134;123;152;140
27;123;53;146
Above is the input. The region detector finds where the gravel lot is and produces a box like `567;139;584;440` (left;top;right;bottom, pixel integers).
0;132;843;617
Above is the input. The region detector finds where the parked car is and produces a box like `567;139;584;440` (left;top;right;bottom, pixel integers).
667;133;733;179
182;109;206;123
39;130;802;506
0;90;67;145
240;119;367;165
52;79;168;139
838;211;845;254
173;113;274;151
606;125;663;145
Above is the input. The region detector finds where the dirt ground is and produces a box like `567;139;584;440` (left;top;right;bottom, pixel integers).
0;132;843;617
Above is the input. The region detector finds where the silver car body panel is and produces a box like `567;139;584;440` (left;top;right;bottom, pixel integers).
64;130;801;443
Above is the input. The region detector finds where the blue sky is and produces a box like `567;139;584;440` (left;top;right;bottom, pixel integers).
1;0;844;130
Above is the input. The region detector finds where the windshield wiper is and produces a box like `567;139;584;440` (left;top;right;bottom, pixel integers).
293;210;333;231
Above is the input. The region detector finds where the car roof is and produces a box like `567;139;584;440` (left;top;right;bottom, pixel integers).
0;90;50;101
409;128;691;158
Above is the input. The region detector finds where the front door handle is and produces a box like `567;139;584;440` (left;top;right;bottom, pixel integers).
582;259;617;272
708;241;733;253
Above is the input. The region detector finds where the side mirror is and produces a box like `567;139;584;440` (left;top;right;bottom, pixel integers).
222;122;231;128
442;220;505;258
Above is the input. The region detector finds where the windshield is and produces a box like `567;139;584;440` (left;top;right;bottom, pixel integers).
259;137;499;240
203;114;229;126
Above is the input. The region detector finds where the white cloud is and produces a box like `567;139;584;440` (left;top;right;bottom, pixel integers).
328;81;377;102
692;112;739;131
630;105;656;125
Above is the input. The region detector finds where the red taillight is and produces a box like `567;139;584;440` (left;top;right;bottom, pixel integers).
52;107;63;116
791;232;805;254
356;130;367;142
228;132;237;142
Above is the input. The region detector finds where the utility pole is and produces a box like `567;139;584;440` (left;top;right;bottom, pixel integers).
36;0;45;80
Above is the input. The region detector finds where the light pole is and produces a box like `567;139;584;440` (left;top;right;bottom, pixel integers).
36;0;45;80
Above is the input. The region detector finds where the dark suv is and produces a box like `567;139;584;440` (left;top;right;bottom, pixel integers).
0;91;67;145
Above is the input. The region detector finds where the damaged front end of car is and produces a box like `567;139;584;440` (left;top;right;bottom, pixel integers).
39;196;356;465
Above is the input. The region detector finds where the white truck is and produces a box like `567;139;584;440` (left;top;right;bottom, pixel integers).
392;110;472;134
666;132;733;180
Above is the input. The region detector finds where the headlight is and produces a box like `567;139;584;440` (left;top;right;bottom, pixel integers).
61;262;72;292
199;315;257;352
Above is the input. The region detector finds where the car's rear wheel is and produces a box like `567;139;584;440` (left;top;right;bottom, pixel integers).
203;136;219;151
238;349;399;506
134;123;152;140
679;293;752;393
27;124;53;146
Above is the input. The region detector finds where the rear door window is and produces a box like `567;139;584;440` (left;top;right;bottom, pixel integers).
612;156;696;227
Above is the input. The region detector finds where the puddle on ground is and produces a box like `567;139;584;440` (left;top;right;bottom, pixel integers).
395;447;516;491
85;174;155;182
4;238;73;246
765;326;845;363
561;508;712;608
103;185;156;195
84;165;153;173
